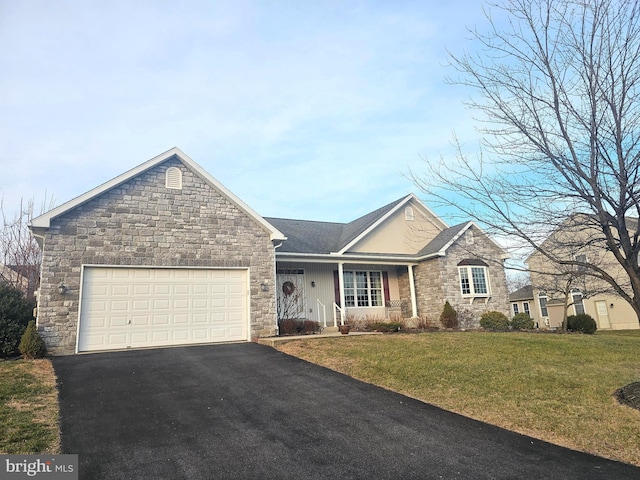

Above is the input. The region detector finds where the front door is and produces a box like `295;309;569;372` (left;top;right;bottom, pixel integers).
595;301;611;329
276;270;306;320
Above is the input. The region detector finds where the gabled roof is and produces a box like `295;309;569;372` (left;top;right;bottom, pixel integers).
417;222;470;257
267;194;477;260
509;285;534;302
266;194;428;256
29;147;286;242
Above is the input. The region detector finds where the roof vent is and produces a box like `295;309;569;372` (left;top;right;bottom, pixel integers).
165;167;182;190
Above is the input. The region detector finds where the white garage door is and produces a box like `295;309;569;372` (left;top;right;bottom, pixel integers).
78;267;249;352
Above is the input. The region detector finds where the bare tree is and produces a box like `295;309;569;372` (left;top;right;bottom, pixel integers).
0;195;55;299
413;0;640;325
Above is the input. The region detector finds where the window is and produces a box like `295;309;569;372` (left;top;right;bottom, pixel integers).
523;302;530;316
575;254;587;272
572;291;585;315
404;206;414;221
458;265;490;296
512;303;519;315
538;294;548;317
165;167;182;189
343;271;383;307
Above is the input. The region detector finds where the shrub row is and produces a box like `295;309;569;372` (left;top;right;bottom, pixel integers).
479;311;535;331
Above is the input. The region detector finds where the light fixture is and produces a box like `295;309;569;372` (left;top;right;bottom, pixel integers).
261;280;269;292
610;303;614;308
311;281;316;287
58;283;67;295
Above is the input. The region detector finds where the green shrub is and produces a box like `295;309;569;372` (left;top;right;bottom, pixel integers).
19;320;47;359
0;283;34;357
480;311;510;331
440;301;459;329
365;322;402;333
511;313;535;330
567;314;597;334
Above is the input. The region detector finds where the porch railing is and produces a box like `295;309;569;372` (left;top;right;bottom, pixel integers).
333;302;344;326
317;299;327;328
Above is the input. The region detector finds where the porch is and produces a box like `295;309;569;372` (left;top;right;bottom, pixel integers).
275;261;419;330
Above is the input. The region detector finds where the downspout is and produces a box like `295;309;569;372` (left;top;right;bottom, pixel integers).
29;231;46;326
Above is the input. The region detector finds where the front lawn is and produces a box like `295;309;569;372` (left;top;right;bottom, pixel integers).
0;360;60;454
276;331;640;467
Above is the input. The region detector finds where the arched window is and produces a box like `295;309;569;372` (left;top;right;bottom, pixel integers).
165;166;182;190
404;206;414;221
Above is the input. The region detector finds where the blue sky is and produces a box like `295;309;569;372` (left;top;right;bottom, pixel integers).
0;0;486;224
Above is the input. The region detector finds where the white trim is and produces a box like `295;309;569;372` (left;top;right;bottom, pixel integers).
276;252;441;264
336;194;448;254
29;147;287;242
408;264;418;318
435;222;508;258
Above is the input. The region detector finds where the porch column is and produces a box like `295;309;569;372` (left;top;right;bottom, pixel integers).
408;264;418;318
338;262;346;325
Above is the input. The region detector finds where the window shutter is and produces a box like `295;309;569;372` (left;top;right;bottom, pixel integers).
382;271;390;304
333;270;341;306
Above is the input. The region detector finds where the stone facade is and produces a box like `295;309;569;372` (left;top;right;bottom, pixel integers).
36;157;277;354
413;226;510;327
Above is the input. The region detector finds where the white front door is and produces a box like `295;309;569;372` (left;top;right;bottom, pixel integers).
595;301;611;329
276;270;306;320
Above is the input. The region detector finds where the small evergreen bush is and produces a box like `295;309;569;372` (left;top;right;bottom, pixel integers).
567;314;597;334
365;322;402;333
480;311;510;331
511;313;535;330
440;301;459;329
19;320;47;359
0;283;35;357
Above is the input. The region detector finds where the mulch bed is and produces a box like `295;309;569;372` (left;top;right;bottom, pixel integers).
615;382;640;411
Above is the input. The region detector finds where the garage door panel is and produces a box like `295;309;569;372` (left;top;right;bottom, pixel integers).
78;267;249;352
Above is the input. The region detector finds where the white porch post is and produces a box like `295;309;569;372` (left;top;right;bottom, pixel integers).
338;262;346;325
408;264;418;318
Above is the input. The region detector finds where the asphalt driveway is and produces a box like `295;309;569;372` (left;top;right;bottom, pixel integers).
52;343;639;480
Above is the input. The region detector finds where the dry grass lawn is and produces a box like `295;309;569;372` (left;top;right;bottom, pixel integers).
0;359;60;454
276;331;640;467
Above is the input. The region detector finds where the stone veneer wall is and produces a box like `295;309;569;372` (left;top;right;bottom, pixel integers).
413;227;510;327
37;157;277;355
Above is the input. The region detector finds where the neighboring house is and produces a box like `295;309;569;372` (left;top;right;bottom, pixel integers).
526;215;640;331
508;285;543;327
0;264;28;292
29;148;511;355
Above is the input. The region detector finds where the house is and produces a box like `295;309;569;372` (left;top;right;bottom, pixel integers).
29;148;511;355
526;215;640;331
508;285;543;328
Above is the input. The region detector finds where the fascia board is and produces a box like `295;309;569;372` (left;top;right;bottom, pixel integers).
275;251;432;265
337;193;449;255
29;147;184;228
28;147;287;242
175;150;287;241
336;194;411;254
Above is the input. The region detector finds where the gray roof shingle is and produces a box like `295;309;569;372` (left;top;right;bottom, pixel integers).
265;197;408;254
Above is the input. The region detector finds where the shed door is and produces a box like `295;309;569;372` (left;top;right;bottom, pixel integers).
78;267;248;352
